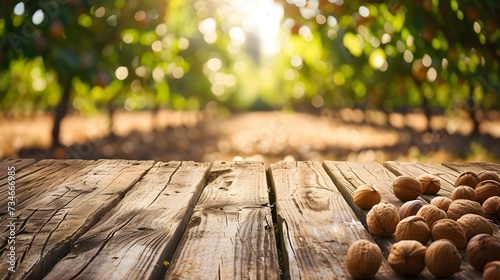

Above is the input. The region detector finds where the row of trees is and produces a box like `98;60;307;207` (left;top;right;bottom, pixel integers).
1;0;499;147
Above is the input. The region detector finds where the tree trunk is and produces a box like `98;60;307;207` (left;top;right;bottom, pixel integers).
421;94;432;132
51;77;72;148
468;87;480;136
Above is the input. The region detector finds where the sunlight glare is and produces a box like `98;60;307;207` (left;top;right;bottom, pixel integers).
233;0;284;57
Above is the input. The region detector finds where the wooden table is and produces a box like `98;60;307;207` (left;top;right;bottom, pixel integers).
1;159;499;280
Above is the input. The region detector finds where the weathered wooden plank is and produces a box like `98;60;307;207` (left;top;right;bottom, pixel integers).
44;161;210;280
0;160;97;221
0;159;154;280
166;161;280;280
383;161;458;201
0;159;35;180
270;161;399;280
443;161;500;175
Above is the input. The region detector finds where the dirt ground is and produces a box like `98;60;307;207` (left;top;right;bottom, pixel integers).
1;108;499;166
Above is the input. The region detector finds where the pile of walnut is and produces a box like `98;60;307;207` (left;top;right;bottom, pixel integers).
348;170;500;279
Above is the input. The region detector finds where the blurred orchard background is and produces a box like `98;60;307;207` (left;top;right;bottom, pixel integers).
1;0;499;165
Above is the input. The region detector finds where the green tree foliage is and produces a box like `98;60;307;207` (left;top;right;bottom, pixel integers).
1;0;499;148
278;0;500;131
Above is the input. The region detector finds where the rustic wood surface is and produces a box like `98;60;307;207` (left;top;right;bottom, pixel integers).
0;159;498;280
166;161;280;280
270;161;399;279
442;161;500;174
45;161;209;280
0;160;154;280
0;159;35;180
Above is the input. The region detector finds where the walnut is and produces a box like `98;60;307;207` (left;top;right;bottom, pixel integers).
366;203;400;237
455;171;480;188
430;218;468;249
450;185;476;201
353;185;381;210
392;176;421;202
475;180;500;204
388;240;426;277
466;234;500;271
477;171;500;183
425;239;462;278
482;196;500;222
398;200;425;220
447;199;485;220
483;261;500;280
416;204;447;228
457;213;493;241
417;174;441;195
395;216;430;245
430;196;452;212
346;239;383;279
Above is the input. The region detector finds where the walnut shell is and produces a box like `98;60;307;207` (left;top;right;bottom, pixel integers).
447;199;485;220
393;176;422;202
388;240;426;277
483;196;500;222
366;203;400;237
477;171;500;183
431;219;468;249
466;234;500;271
475;180;500;204
455;171;480;189
416;204;447;228
430;196;452;212
347;240;383;279
425;239;462;278
399;200;426;220
457;214;493;241
450;185;476;201
417;174;441;195
353;185;381;210
395;216;430;245
483;261;500;280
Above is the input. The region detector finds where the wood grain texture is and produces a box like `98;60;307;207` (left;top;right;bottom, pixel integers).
166;161;280;280
44;161;210;280
270;161;399;280
0;159;96;221
0;159;35;180
442;161;500;175
383;161;458;201
0;160;153;280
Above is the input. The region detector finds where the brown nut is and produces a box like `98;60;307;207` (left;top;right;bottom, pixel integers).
457;213;493;241
475;180;500;204
395;216;430;245
425;239;462;278
466;234;500;271
393;176;421;202
455;171;480;189
346;239;383;279
353;185;381;210
417;174;441;195
483;261;500;280
430;196;452;212
431;218;468;249
416;204;447;228
366;203;400;237
450;185;476;201
447;199;485;220
388;240;426;277
477;171;500;183
482;196;500;222
399;200;426;220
